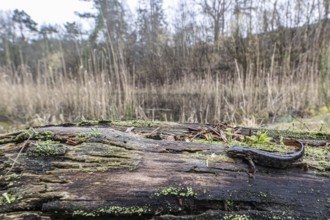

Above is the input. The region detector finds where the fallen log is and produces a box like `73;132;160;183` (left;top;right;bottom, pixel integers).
0;122;329;219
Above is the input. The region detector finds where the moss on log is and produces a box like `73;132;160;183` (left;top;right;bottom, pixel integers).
0;123;329;219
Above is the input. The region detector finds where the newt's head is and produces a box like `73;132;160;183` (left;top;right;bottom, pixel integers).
226;146;250;158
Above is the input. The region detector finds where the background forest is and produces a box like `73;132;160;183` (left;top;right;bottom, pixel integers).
0;0;330;127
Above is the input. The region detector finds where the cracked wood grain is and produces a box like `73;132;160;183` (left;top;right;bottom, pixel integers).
0;125;329;219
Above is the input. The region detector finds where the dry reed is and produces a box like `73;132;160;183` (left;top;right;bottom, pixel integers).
0;54;323;126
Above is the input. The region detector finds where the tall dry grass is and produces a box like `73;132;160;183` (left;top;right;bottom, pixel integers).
0;50;325;126
0;67;135;125
146;59;321;125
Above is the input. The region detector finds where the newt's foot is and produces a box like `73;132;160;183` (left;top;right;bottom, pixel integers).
247;171;255;184
290;161;308;171
248;171;255;179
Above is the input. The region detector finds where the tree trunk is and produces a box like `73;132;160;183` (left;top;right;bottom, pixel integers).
0;122;329;219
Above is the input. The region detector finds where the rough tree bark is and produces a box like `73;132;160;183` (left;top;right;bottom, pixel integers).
0;122;329;219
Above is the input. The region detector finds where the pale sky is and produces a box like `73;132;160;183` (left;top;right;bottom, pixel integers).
0;0;93;25
0;0;175;26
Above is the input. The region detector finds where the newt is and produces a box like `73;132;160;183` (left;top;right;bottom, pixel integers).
226;140;305;176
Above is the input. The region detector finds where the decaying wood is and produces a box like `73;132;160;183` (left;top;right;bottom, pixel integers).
0;123;329;219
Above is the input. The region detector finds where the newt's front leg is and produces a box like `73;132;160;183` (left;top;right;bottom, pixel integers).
246;156;256;178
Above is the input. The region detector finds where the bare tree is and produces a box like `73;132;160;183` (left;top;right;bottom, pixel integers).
323;0;329;19
134;0;168;84
198;0;232;43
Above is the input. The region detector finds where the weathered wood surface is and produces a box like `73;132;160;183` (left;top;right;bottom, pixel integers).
0;123;329;219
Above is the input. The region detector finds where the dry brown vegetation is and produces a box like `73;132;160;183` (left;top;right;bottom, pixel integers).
0;0;330;126
0;51;325;126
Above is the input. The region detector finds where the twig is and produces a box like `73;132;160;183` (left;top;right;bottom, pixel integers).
291;114;310;131
150;127;160;135
6;136;32;175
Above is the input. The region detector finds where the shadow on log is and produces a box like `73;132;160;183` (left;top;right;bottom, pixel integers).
0;122;329;219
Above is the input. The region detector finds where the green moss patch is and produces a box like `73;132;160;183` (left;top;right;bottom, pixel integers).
304;146;330;171
0;192;20;205
78;127;102;138
27;141;67;157
155;186;196;197
73;205;150;217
